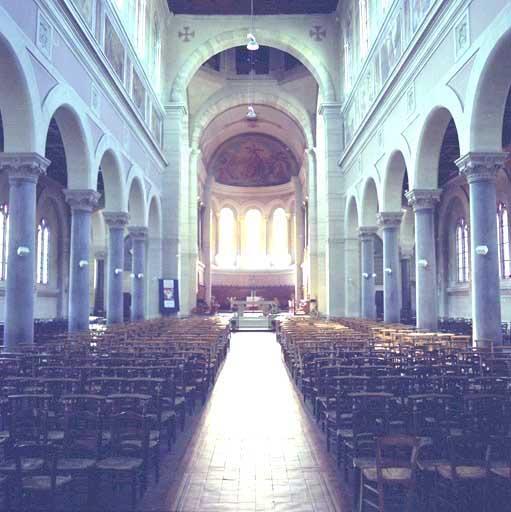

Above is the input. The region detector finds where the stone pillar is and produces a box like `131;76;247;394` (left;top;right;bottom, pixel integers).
1;153;49;351
65;190;100;332
203;177;213;304
318;104;345;317
377;212;403;324
162;104;187;293
93;250;106;316
293;177;305;301
406;189;441;331
306;148;319;300
400;251;413;321
457;152;506;346
345;237;361;317
104;212;129;325
128;226;147;322
359;227;377;320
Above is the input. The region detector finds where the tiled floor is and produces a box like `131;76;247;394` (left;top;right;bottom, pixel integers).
162;332;348;512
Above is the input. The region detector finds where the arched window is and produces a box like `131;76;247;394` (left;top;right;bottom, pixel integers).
497;202;511;278
271;208;290;267
455;218;469;283
0;204;9;280
36;219;50;285
218;208;236;268
359;0;369;58
244;209;263;268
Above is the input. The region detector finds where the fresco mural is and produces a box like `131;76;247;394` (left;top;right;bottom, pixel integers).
343;0;438;147
72;0;94;28
210;134;299;187
104;16;125;82
132;68;146;118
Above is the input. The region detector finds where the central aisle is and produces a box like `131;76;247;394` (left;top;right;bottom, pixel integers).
164;332;347;512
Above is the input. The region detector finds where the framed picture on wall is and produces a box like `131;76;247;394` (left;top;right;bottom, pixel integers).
159;279;180;314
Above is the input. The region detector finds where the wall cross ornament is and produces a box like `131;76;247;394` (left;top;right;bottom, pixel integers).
309;25;327;42
178;26;195;42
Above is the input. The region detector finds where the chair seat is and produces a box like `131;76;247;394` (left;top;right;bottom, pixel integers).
353;457;376;470
490;464;511;479
48;430;65;442
0;458;44;473
57;458;96;472
417;459;450;472
22;475;72;491
437;464;488;480
96;456;143;471
161;410;176;423
120;438;159;450
337;429;353;439
362;467;413;482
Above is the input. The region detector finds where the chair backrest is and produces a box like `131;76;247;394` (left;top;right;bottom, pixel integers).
110;411;149;457
63;410;102;458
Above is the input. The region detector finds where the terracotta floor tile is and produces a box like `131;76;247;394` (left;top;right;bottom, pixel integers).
158;332;348;512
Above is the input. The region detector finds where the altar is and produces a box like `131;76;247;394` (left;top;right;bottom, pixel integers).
230;293;277;331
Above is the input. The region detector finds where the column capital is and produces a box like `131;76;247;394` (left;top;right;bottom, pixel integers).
358;226;378;239
103;211;130;228
456;151;507;184
318;103;343;117
0;153;50;182
406;189;441;211
94;249;107;259
377;211;403;229
128;225;148;240
64;189;101;212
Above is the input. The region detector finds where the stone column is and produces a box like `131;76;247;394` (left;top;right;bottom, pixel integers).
359;227;377;320
306;148;319;300
377;212;403;324
293;177;305;301
318;103;345;317
203;177;213;304
128;226;147;322
162;104;187;291
406;189;441;331
345;237;361;317
104;212;129;325
65;190;100;332
400;251;413;321
1;153;49;351
457;152;506;346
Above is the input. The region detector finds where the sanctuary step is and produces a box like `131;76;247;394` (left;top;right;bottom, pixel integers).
234;314;274;331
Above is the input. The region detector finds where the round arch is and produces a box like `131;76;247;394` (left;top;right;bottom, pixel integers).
41;86;94;189
0;9;41;152
360;177;380;226
382;150;409;212
191;89;314;148
148;194;162;239
127;176;147;226
345;195;360;238
169;28;337;104
413;106;462;190
95;135;126;212
465;3;511;152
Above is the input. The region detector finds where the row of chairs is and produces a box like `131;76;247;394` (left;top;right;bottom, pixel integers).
0;316;231;511
278;316;511;512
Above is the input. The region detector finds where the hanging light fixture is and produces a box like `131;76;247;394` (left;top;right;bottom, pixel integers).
246;0;259;51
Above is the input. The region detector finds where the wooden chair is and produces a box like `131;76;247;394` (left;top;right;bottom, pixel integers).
13;442;73;512
96;411;149;511
358;435;419;512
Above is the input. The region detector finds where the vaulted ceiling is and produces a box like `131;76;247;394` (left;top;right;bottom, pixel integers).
167;0;339;15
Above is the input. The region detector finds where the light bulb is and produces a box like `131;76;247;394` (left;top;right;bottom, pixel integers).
246;33;259;51
246;105;257;120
